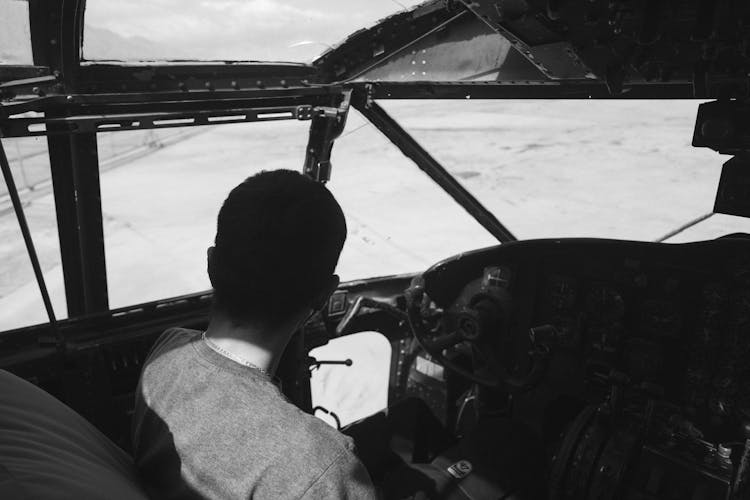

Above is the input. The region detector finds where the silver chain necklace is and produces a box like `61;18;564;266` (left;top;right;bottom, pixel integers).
201;331;271;377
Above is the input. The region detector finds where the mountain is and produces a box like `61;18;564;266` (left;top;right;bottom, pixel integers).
0;3;188;65
82;25;191;61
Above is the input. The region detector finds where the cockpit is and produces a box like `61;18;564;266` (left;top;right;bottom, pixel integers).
3;0;750;498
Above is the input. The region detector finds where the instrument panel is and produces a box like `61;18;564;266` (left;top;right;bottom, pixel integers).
423;238;750;426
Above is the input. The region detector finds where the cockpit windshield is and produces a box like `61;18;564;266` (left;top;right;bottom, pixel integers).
383;99;750;243
82;0;425;62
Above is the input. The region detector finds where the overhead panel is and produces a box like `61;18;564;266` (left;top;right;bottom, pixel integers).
457;0;594;81
457;0;750;96
314;0;545;84
352;13;545;83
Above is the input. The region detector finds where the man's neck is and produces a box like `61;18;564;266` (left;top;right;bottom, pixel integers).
203;313;299;375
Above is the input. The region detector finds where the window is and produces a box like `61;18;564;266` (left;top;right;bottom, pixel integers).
99;121;310;309
382;99;748;243
0;137;67;331
83;0;426;62
328;108;498;282
0;0;33;65
310;331;391;428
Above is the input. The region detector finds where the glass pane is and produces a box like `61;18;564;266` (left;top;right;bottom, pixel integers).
310;331;390;428
328;108;497;281
0;0;33;65
381;100;746;243
99;122;309;309
0;137;67;331
83;0;425;62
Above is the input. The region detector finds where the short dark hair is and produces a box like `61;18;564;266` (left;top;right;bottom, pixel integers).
209;170;346;325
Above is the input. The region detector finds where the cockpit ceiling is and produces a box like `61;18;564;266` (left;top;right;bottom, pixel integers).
348;13;547;83
2;0;750;99
313;0;750;99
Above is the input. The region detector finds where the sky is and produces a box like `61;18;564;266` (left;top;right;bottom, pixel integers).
82;0;427;62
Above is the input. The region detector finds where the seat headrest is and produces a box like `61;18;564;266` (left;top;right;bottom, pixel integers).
0;369;149;499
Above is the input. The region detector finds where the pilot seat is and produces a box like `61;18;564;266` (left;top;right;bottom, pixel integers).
0;369;149;499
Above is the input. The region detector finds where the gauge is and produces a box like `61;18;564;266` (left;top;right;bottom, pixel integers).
706;366;737;417
622;339;662;379
730;290;750;327
702;283;727;305
552;315;579;347
684;367;709;409
585;285;625;323
591;323;624;354
733;266;750;287
549;276;577;311
641;300;682;337
734;371;750;416
482;266;511;289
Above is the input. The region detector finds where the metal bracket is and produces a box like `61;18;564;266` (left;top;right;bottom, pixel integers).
0;105;316;138
302;89;352;183
0;75;58;100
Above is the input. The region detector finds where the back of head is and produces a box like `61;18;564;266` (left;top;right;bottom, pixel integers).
209;170;346;326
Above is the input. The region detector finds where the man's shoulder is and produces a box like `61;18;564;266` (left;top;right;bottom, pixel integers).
142;327;199;367
151;327;199;353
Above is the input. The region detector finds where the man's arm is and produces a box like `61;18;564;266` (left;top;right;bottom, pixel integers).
300;450;378;500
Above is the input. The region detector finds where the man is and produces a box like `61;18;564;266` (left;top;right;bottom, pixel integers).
132;170;377;499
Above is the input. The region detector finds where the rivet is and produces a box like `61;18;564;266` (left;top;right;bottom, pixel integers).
205;81;214;90
231;80;239;89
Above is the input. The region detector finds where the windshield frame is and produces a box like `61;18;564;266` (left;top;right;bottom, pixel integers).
0;0;717;342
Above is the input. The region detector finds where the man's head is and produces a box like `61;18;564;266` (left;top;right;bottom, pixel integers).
208;170;346;327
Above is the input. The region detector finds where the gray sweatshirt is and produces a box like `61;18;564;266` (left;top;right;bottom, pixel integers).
132;328;376;499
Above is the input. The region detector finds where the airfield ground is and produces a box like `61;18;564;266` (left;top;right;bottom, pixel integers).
2;99;748;425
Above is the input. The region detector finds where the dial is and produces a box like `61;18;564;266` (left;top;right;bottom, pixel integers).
585;285;625;323
549;276;577;311
641;299;682;337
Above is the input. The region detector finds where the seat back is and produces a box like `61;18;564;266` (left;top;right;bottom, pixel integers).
0;369;149;499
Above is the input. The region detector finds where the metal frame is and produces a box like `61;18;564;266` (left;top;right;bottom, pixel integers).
47;132;108;316
2;105;317;138
352;93;516;243
356;81;698;100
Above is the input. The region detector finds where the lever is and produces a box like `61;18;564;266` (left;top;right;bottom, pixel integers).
308;356;353;371
335;295;407;336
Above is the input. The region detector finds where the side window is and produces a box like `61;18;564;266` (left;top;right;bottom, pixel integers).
0;137;67;330
309;331;391;428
